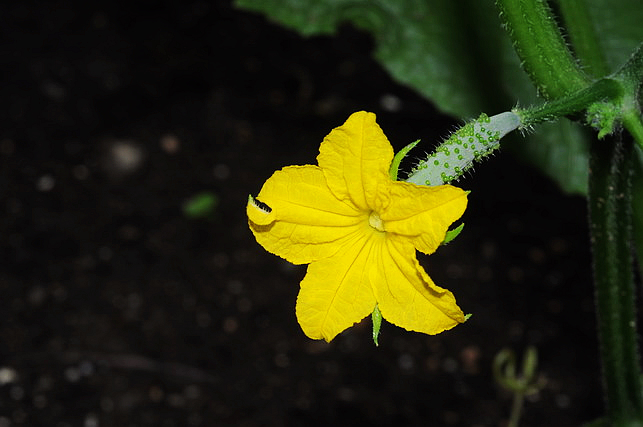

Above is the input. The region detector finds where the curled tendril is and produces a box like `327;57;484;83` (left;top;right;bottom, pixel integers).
493;346;546;427
494;346;544;395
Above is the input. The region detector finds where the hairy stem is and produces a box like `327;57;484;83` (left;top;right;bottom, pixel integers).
495;0;591;99
589;131;643;424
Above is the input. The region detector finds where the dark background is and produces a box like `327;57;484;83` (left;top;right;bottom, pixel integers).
1;1;602;426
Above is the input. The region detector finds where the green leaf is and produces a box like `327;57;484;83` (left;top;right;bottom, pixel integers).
234;0;641;195
508;120;591;194
235;0;511;117
579;0;643;74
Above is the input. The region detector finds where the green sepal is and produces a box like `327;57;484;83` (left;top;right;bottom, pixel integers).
371;304;383;346
464;313;472;322
442;223;465;245
389;139;420;181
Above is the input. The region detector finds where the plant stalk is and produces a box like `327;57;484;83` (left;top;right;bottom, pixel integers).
495;0;591;99
517;78;622;127
588;131;643;425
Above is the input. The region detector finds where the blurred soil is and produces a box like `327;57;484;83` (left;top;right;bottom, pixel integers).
0;1;602;426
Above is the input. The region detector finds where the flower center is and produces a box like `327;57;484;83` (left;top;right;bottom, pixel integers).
368;211;385;232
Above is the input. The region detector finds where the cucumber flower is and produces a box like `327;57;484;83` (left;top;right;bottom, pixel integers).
247;111;468;342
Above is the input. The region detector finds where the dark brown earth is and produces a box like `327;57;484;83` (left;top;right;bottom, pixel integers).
1;1;602;426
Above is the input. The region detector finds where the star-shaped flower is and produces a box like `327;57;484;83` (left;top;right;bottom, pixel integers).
247;111;468;342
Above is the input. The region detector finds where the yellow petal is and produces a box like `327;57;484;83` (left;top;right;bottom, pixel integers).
372;235;465;335
381;182;467;255
317;111;393;211
296;231;378;341
247;165;364;264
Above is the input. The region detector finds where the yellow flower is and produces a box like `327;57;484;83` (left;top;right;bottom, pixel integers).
247;111;468;342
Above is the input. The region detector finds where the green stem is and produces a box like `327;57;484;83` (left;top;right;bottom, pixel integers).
624;113;643;150
589;131;643;424
517;43;643;145
495;0;591;99
517;78;622;127
507;391;525;427
616;43;643;149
